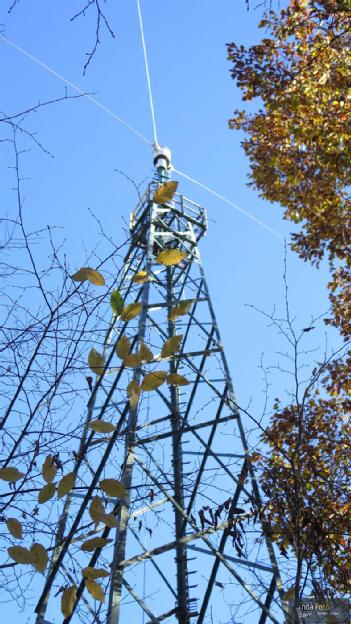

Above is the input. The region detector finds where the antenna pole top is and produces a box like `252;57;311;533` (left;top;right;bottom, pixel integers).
153;144;172;177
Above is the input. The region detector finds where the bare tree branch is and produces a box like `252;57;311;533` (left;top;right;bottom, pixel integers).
70;0;115;74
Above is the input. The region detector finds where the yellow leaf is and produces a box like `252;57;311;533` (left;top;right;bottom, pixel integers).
121;302;142;321
85;578;105;602
29;543;48;573
88;420;116;434
71;267;105;286
168;300;192;321
98;512;118;528
82;567;110;579
99;478;127;498
89;496;105;523
81;537;112;552
139;341;153;363
157;249;187;266
61;586;77;618
132;271;149;284
6;518;22;539
8;545;31;564
167;373;189;386
127;379;141;409
57;472;76;499
282;586;295;601
115;336;130;359
124;353;142;368
42;455;57;484
141;371;168;391
0;467;23;482
38;482;56;504
153;181;178;204
88;348;105;376
161;335;183;358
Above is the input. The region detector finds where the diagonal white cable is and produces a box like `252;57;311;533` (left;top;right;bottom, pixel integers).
173;167;283;240
1;35;152;146
3;35;283;240
136;0;159;147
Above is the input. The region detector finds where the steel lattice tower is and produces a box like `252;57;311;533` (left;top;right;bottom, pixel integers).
35;147;284;624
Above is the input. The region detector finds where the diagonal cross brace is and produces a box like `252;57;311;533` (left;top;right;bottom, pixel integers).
134;454;281;624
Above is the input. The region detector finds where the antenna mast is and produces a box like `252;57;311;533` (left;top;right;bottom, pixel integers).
35;147;284;624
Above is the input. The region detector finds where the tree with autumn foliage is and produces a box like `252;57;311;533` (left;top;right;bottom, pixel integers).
228;0;351;612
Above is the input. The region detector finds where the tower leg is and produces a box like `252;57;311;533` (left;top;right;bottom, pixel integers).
167;266;189;623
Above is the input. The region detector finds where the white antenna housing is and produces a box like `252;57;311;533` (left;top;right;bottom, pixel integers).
153;145;172;173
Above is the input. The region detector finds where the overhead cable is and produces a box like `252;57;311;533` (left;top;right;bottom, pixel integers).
174;167;283;240
136;0;159;147
1;35;152;146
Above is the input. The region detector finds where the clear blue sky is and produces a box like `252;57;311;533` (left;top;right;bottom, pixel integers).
0;1;339;622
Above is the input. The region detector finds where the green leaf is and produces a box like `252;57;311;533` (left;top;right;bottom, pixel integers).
110;290;124;315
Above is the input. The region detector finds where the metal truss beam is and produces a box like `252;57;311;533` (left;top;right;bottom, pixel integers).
187;546;274;574
133;455;281;624
35;175;284;624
